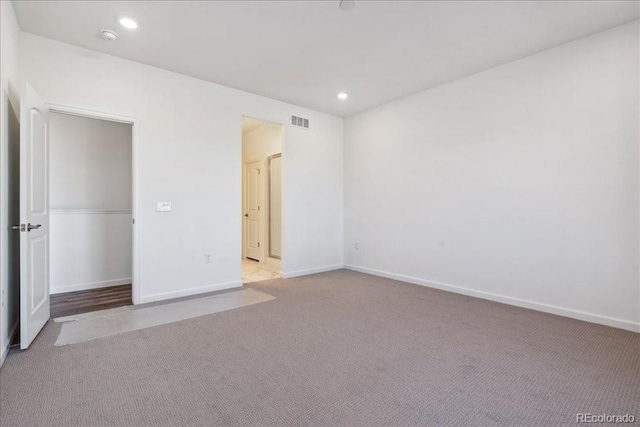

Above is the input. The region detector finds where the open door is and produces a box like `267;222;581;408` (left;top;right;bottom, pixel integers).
19;83;50;349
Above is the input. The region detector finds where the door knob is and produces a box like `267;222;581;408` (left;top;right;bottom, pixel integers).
10;224;40;232
244;213;248;217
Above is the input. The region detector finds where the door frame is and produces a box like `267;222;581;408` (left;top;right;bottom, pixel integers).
267;153;282;260
240;115;285;275
45;103;141;305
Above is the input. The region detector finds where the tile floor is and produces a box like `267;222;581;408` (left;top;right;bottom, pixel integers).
242;258;281;283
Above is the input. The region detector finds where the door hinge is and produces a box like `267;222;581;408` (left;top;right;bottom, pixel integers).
258;242;260;247
132;218;135;225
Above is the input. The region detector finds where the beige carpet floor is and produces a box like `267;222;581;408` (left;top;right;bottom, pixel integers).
1;269;638;426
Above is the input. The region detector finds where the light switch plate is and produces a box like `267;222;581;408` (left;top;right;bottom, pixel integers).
156;201;172;212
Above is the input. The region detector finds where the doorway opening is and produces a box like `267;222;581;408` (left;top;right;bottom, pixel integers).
48;111;134;318
241;116;283;283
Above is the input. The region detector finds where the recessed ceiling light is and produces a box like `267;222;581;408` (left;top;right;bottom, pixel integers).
337;92;349;100
339;0;356;11
118;17;138;29
101;29;118;41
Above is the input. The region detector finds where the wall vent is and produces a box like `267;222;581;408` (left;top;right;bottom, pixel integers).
290;115;310;129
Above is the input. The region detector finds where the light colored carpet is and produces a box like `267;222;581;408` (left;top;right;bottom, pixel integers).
1;269;638;426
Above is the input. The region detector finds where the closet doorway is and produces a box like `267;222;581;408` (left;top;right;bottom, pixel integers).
48;109;135;318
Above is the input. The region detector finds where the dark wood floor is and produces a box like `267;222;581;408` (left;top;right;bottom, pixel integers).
50;284;132;318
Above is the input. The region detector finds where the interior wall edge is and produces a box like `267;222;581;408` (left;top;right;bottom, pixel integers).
137;280;243;305
0;0;22;368
345;264;640;333
281;264;345;279
50;278;132;295
343;21;639;333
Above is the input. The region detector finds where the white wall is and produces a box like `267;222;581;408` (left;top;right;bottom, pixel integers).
242;123;283;263
1;0;21;365
49;112;132;293
344;22;640;332
50;113;132;210
20;33;344;303
50;214;133;293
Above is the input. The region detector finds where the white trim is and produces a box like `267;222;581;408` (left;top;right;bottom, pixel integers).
0;322;19;368
50;277;132;294
282;264;344;279
345;264;640;333
45;102;141;305
50;209;132;215
266;153;282;261
138;280;242;305
47;103;138;124
131;116;140;305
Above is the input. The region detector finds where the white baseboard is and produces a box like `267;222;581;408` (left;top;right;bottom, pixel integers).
138;280;242;305
345;264;640;333
51;277;132;294
0;321;19;368
282;264;344;279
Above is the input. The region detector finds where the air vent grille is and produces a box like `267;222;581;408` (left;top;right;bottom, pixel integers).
291;115;310;129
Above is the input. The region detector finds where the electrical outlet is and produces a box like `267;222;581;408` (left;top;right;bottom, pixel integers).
354;242;359;250
156;201;172;212
204;253;212;264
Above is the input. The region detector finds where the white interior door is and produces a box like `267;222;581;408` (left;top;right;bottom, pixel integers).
19;83;50;349
244;161;261;261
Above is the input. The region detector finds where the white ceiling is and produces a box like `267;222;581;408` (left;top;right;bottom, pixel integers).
12;1;640;117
